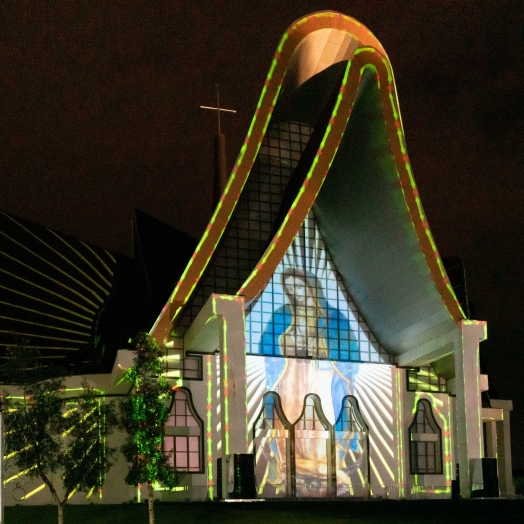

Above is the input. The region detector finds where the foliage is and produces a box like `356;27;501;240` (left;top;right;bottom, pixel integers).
0;343;65;386
0;344;117;524
513;469;524;495
2;375;66;480
120;332;182;523
120;332;181;487
60;381;119;496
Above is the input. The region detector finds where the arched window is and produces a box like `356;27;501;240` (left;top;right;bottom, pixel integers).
409;399;443;475
334;396;369;495
164;388;203;473
255;392;288;431
293;394;332;497
335;396;367;433
253;392;290;497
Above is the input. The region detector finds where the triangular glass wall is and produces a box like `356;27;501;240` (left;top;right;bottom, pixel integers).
246;210;390;363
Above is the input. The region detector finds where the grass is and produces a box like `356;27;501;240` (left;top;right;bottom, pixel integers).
5;500;524;524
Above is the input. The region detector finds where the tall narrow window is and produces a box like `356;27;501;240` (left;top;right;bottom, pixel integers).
164;388;203;473
253;392;290;497
334;396;368;495
293;394;331;497
409;399;443;475
165;389;199;428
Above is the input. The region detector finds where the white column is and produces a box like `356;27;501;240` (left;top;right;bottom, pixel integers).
184;293;248;499
0;412;4;524
491;399;514;495
454;320;486;498
210;295;248;498
484;421;497;459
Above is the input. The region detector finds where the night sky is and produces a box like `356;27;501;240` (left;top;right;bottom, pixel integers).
1;2;524;468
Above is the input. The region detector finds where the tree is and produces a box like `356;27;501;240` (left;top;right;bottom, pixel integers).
0;344;117;524
120;332;182;524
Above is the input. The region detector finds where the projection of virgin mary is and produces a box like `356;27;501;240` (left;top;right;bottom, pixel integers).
257;269;361;488
259;268;360;423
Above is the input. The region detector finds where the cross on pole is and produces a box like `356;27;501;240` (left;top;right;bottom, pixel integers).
200;84;236;136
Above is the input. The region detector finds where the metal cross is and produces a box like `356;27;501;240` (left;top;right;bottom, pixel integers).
200;84;236;135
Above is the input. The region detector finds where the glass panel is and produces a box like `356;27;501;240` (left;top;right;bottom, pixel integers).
164;437;174;467
189;453;199;469
176;452;188;468
188;437;199;452
245;210;390;363
175;436;187;451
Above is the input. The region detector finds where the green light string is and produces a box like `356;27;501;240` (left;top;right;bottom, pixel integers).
162;32;290;324
380;54;465;320
395;369;405;496
206;356;214;499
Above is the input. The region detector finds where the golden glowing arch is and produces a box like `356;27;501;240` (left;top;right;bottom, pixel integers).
151;11;464;342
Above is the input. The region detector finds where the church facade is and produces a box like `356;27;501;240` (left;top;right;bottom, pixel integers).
148;12;514;500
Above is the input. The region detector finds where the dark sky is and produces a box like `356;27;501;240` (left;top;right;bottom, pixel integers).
2;1;524;468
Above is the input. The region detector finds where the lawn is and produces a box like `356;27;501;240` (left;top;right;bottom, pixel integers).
5;500;524;524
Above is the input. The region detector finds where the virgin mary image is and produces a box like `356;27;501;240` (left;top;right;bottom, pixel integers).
257;268;362;491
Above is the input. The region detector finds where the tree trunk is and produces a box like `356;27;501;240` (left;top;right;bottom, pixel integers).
148;483;155;524
40;472;65;524
58;502;64;524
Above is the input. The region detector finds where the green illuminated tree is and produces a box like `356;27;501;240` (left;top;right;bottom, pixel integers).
120;332;182;524
0;345;117;524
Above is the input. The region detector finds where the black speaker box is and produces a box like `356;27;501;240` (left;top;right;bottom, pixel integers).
471;458;499;498
228;454;257;499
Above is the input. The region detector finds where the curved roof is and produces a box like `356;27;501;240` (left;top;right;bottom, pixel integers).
151;11;464;357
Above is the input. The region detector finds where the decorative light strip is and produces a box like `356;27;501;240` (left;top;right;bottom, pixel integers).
0;248;101;306
378;55;465;320
0;300;91;328
0;315;89;337
47;229;113;289
206;356;214;499
395;369;405;496
0;268;96;314
0;230;108;299
3;465;37;484
21;483;46;500
156;34;289;330
2;213;113;291
222;317;229;455
80;240;116;277
0;329;86;345
0;284;92;321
